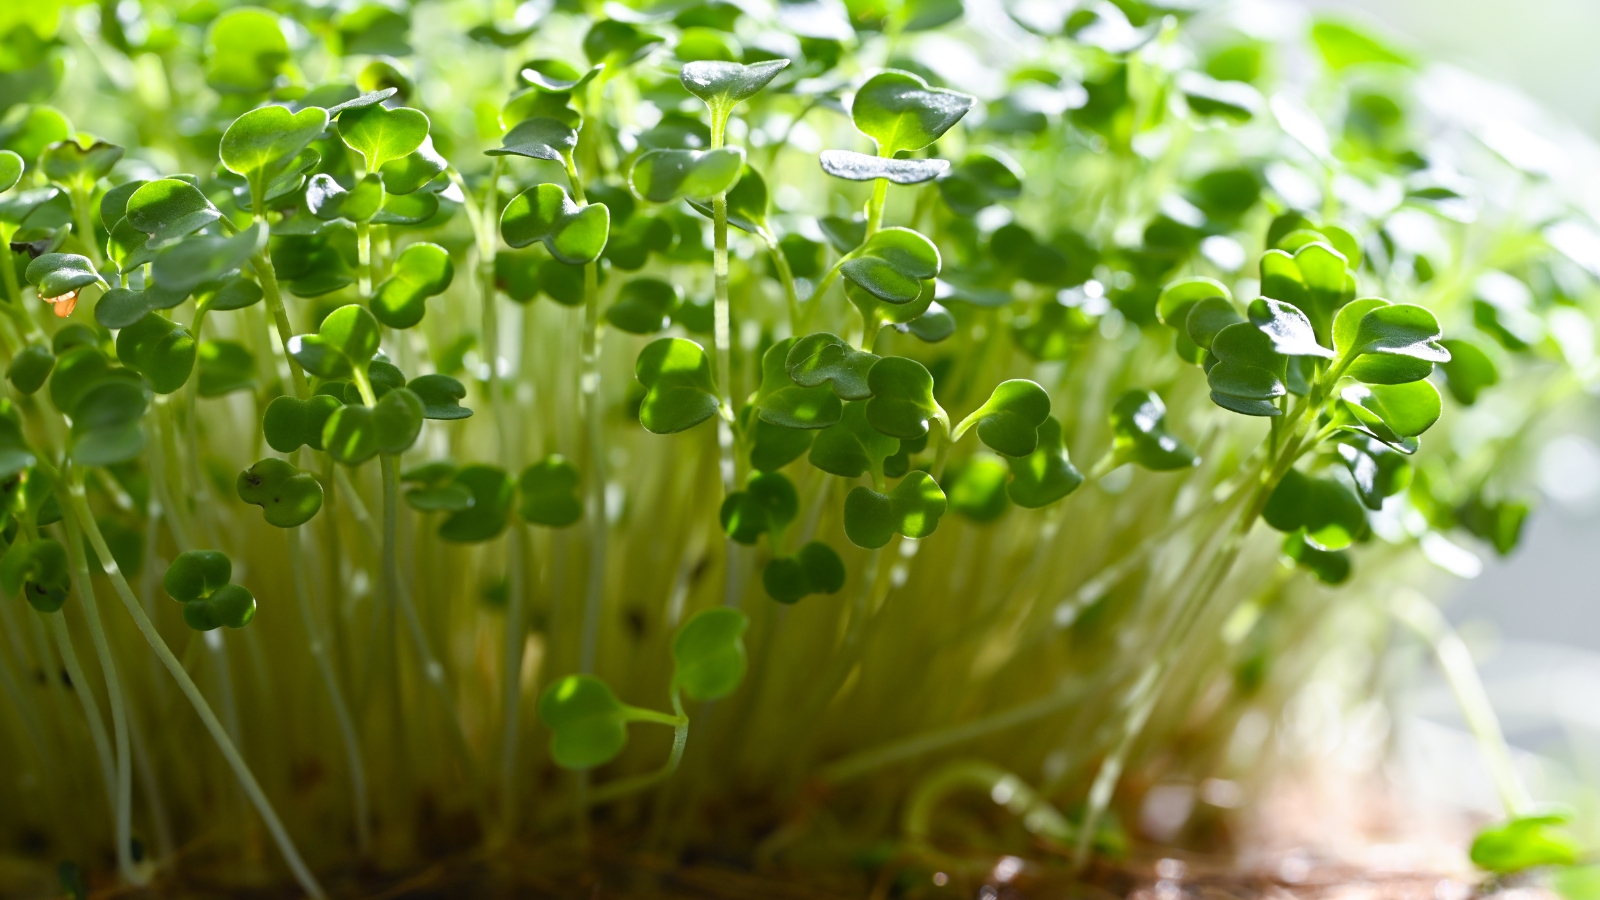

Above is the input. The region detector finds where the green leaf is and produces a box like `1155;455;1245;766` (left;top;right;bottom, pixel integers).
1341;381;1441;439
220;106;330;212
287;304;381;381
197;340;256;397
851;69;976;156
0;150;22;193
1;539;70;612
151;225;263;295
263;394;341;453
1158;276;1229;329
843;471;947;549
787;332;878;401
1262;468;1368;550
69;380;148;466
205;7;290;94
1281;531;1351;585
41;140;123;193
753;338;841;430
1006;416;1083;508
237;457;323;527
163;549;232;603
307;173;385;224
408;374;472;420
840;227;940;305
1438;338;1498;405
379;135;447;195
125;179;220;244
582;20;662;69
819;150;948;185
748;416;814;472
809;401;899;478
337;103;430;173
180;583;257;632
439;464;514;542
719;471;798;545
672;607;749;701
953;379;1051;457
1350;303;1448;362
1310;18;1413;72
373;387;423;455
1248;297;1334;358
322;405;379;466
6;344;53;395
114;313;196;394
1333;432;1411;510
519;455;582;527
679;59;789;113
865;356;946;440
500;183;610;266
635;337;720;434
1111;390;1198;471
537;674;629;770
1456;494;1530;557
1185;295;1245;357
629;148;745;202
762;541;846;604
25;253;104;299
371;242;453;329
686;165;770;235
200;275;264;312
937;149;1023;216
519;60;604;94
487;116;578;164
606;277;680;334
1470;813;1580;875
946;456;1010;523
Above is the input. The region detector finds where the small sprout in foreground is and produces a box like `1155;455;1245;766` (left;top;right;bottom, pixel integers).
163;550;257;631
237;458;324;528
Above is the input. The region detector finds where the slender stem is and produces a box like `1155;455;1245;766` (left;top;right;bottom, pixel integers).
587;690;689;805
864;176;890;238
289;523;370;852
356;221;373;298
249;251;309;398
71;187;103;268
479;157;508;463
764;235;803;336
67;488;327;900
60;489;142;884
578;260;606;674
46;612;122;870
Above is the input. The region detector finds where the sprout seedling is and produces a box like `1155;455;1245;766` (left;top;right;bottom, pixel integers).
163;550;257;631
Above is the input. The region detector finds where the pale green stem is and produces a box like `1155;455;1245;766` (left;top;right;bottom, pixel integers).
60;488;143;884
586;691;689;806
710;111;736;496
356;221;373;298
763;235;803;336
577;259;606;674
67;488;327;900
248;251;309;399
864;175;890;238
46;612;121;870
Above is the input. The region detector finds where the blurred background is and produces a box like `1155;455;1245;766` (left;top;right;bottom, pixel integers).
1286;0;1600;834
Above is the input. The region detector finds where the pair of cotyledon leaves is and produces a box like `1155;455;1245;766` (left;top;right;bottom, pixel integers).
163;550;257;632
820;69;976;185
537;606;748;770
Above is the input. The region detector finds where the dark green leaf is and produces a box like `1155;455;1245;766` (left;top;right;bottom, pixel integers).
1006;416;1083;508
851;69;976;156
843;470;947;548
519;455;582;527
500;183;610;266
1110;389;1198;471
635;337;720;434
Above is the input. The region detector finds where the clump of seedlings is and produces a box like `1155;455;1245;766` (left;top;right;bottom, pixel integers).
0;0;1595;895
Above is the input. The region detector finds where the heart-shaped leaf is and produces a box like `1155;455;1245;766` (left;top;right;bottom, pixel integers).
538;674;629;770
1438;338;1498;405
221;106;330;212
851;69;976;156
762;541;847;604
500;183;610;266
151;224;263;294
752;338;841;430
487;117;578;164
69;380;148;466
605;277;680;334
1185;295;1246;356
937;149;1023;215
287;304;381;381
719;471;798;545
306;173;385;224
1350;303;1448;361
263;394;342;453
819;149;949;185
371;241;453;329
6;344;54;396
672;607;749;701
1262;468;1368;551
1111;390;1198;471
163;549;232;603
26;253;104;299
197;340;256;397
205;7;290;94
1341;381;1441;440
402;462;473;512
1;539;70;613
322;404;379;465
439;464;514;542
41;140;124;193
337;103;430;173
408;374;472;420
787;332;879;401
519;455;582;527
840;227;940;305
809;401;899;478
125;179;221;244
379;135;447;195
115;313;196;394
200;275;265;312
680;59;789;114
843;471;948;548
1248;296;1334;358
1006;416;1083;508
865;356;946;440
953;379;1051;457
178;583;257;632
373;387;424;455
635;337;720;434
629;148;745;202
